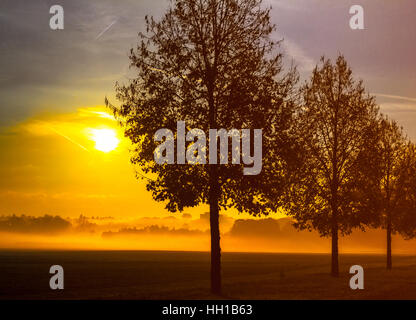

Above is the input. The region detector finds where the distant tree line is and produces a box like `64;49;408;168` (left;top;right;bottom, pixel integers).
107;0;416;294
0;214;71;233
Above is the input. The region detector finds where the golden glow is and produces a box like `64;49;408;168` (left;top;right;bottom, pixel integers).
89;128;119;152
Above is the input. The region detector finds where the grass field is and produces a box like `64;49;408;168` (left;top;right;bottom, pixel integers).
0;250;415;299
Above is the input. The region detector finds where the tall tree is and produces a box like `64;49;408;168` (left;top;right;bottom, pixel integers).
106;0;297;294
394;143;416;242
359;117;413;269
285;55;379;277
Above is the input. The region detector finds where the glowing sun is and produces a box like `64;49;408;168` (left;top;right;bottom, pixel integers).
90;129;119;152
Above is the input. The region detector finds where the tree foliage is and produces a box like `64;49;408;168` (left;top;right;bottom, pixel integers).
358;116;416;268
106;0;298;293
285;55;379;275
107;0;297;214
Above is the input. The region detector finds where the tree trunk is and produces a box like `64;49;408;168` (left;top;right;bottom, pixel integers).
209;165;221;295
206;63;221;294
386;213;392;270
331;106;339;277
331;207;339;277
206;62;221;294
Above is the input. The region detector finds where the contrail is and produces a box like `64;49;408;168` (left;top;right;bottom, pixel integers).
46;125;90;153
95;20;118;40
374;93;416;103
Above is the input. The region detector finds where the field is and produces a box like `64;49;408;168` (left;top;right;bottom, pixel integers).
0;250;416;300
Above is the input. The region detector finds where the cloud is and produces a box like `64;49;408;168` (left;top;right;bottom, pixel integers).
0;0;163;126
375;93;416;103
15;107;119;154
377;102;416;142
379;102;416;114
280;37;315;72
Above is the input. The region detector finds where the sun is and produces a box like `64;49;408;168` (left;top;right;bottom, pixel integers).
90;129;119;152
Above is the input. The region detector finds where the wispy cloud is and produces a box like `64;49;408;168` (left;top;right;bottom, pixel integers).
379;102;416;113
374;93;416;103
281;37;315;72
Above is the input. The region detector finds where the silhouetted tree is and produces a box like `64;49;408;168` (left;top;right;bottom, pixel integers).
106;0;297;294
285;55;379;277
394;144;416;241
359;117;414;269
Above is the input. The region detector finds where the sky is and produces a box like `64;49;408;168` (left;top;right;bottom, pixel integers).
0;0;415;250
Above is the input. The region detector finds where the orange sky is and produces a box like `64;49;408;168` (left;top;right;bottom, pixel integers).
0;103;415;253
0;0;415;251
0;106;259;220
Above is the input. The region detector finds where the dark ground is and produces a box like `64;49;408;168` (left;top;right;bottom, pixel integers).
0;250;415;299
